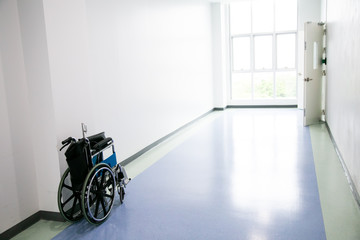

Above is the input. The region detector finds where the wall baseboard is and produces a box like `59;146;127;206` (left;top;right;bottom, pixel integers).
325;123;360;208
0;211;64;240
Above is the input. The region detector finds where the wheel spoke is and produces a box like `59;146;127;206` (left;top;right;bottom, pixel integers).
105;178;113;188
100;197;107;215
62;193;75;207
63;184;72;191
104;194;113;199
94;197;100;218
70;196;78;217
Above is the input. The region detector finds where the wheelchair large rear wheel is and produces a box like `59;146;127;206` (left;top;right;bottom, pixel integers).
81;163;116;224
57;168;83;222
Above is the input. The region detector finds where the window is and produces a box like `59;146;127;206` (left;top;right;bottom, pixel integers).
230;1;251;35
229;0;298;104
254;35;273;70
233;37;251;71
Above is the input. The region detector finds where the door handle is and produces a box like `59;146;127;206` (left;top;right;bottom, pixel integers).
304;77;313;82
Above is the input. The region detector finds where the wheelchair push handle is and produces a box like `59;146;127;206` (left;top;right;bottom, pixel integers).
60;137;76;151
81;123;87;139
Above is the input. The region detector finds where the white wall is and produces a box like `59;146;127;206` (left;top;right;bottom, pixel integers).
42;0;95;173
1;0;214;232
85;0;214;160
326;0;360;194
0;44;21;234
0;0;215;233
212;3;232;109
43;0;214;171
0;0;39;232
212;3;228;109
17;0;60;212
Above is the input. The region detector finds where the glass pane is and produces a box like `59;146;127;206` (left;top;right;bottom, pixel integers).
275;0;297;31
232;73;252;99
277;34;296;69
232;37;251;71
252;0;274;33
276;71;297;98
254;72;274;99
254;35;273;70
230;2;251;35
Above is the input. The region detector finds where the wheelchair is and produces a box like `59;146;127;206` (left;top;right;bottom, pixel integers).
57;123;130;224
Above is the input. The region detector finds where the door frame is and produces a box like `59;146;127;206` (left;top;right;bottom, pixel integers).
303;22;325;126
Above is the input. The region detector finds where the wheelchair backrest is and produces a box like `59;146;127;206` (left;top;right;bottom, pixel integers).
65;139;88;191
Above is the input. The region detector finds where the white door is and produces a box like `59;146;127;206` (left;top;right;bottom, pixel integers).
303;22;324;126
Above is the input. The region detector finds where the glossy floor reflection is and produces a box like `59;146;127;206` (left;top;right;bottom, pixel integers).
53;109;326;240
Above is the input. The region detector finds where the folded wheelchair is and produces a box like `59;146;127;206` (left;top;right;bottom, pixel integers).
57;124;130;224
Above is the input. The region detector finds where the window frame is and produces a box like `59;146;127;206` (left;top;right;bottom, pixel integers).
228;0;298;105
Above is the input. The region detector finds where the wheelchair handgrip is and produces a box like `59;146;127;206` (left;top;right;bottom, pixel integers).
60;137;76;151
62;137;74;145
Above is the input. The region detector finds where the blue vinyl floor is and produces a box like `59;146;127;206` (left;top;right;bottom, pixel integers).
53;109;326;240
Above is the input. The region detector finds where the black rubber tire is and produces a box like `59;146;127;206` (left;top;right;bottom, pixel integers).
81;163;116;225
57;168;83;222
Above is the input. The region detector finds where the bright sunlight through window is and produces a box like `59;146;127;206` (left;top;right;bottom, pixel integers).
230;0;298;104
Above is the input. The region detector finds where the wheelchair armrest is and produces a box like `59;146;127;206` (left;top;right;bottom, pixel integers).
87;132;106;148
92;137;113;153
